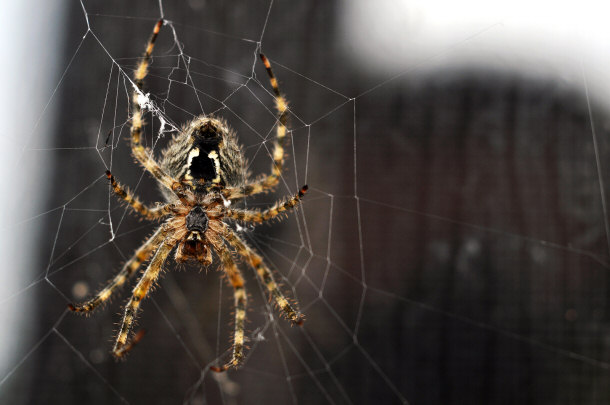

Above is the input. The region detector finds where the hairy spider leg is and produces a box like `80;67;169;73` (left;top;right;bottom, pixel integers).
223;227;304;325
69;227;167;313
259;53;289;190
106;170;174;220
225;185;308;223
129;19;179;192
209;237;248;372
113;235;177;358
222;54;290;200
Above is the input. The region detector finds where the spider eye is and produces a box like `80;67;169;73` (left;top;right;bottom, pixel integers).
185;206;209;232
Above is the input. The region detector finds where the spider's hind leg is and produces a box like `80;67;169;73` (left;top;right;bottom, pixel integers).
225;185;307;224
259;54;289;192
128;19;178;193
222;55;290;200
106;170;173;220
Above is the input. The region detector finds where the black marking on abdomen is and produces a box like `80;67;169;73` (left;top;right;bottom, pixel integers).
188;136;222;186
190;151;216;181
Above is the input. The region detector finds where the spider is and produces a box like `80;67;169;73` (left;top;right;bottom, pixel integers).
68;19;306;372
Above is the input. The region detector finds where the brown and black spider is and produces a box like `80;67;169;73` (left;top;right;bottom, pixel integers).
68;19;306;372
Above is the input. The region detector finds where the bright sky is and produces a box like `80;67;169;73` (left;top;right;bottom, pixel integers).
341;0;610;106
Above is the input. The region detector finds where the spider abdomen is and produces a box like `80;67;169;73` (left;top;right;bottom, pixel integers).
188;137;221;185
159;117;245;200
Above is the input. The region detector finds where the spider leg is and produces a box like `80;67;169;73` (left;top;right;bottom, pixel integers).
208;237;247;372
225;185;307;224
133;19;162;90
106;170;174;220
222;226;304;325
68;226;166;313
129;19;179;193
113;233;176;358
222;54;289;200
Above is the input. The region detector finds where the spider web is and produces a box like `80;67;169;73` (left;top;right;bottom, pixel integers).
2;0;610;404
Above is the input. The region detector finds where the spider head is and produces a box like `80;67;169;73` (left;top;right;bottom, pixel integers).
176;206;211;264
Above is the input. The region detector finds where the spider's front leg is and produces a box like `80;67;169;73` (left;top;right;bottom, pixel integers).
113;232;177;358
68;226;166;313
208;235;248;372
223;227;304;325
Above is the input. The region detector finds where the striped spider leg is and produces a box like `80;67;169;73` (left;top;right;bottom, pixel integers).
222;54;290;200
210;186;308;372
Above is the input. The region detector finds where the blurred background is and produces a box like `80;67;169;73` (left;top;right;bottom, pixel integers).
2;0;610;404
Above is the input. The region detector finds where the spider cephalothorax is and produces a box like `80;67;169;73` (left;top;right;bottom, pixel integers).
69;19;307;372
172;192;218;265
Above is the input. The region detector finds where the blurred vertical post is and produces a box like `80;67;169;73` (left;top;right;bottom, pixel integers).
0;0;67;377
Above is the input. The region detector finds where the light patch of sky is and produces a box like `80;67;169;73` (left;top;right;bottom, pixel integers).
340;0;610;106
